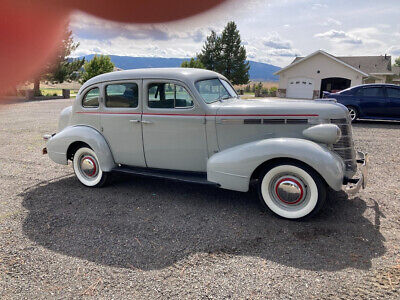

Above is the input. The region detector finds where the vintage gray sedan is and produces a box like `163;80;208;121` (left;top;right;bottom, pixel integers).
43;68;367;219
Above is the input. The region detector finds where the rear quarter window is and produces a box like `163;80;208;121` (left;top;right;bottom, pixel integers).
82;87;100;108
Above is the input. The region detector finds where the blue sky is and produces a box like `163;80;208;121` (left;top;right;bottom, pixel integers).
70;0;400;67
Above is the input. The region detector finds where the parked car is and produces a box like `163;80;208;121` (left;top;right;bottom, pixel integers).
43;68;367;220
323;83;400;122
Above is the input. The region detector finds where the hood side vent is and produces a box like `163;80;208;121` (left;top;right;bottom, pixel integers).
286;119;308;124
244;119;262;124
263;119;285;124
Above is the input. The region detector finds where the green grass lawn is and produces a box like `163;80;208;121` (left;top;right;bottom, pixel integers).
40;88;79;98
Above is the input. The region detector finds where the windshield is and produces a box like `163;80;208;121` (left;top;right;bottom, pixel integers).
195;78;238;104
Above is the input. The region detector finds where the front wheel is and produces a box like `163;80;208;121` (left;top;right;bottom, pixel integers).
72;147;109;187
258;162;327;220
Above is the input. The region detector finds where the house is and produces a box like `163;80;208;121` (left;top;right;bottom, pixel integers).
274;50;400;99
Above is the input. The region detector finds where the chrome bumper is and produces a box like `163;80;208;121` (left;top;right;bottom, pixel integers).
345;151;368;195
42;133;55;155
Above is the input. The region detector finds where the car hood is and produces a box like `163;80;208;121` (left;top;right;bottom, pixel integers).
215;98;349;120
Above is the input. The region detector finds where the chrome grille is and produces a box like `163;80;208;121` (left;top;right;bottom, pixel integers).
330;118;357;173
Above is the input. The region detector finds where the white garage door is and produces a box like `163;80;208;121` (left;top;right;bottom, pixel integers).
286;78;314;99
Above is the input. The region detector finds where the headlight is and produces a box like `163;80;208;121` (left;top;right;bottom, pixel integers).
302;124;341;144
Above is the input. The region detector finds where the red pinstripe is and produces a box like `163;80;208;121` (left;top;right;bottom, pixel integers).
76;111;318;117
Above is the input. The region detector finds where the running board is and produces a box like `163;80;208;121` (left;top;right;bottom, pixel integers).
112;165;220;187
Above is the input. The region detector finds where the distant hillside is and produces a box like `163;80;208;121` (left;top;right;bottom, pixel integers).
79;55;279;81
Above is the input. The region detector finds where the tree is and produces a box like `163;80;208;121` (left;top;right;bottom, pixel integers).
33;29;84;96
80;55;115;83
181;58;205;69
197;30;222;72
394;57;400;67
197;22;249;85
219;21;249;84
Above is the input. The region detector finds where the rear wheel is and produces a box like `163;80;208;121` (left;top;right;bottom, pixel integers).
346;106;358;122
258;162;326;220
72;147;109;187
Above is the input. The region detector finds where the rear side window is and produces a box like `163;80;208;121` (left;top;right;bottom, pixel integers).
387;87;400;98
82;87;100;108
105;83;138;108
148;83;194;109
357;87;384;97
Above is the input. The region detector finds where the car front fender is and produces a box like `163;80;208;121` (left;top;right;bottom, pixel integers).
46;125;116;172
207;138;344;192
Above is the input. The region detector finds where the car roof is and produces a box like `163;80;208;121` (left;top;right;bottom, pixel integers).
79;68;225;94
350;83;400;89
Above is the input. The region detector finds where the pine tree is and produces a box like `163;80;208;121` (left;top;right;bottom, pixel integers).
197;22;249;85
219;21;249;85
197;31;222;72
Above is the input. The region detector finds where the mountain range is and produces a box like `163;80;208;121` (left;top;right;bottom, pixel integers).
78;54;280;81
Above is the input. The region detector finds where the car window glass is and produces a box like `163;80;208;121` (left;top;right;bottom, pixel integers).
148;83;193;109
220;79;238;97
175;85;194;108
195;79;231;103
82;87;100;108
387;87;400;98
357;87;384;97
105;83;138;108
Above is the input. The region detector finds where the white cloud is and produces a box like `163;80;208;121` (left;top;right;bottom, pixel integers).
261;32;292;49
70;13;213;43
314;30;362;44
388;46;400;56
312;3;328;10
321;17;342;26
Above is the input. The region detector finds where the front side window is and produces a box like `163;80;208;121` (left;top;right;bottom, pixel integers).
105;83;138;108
82;87;100;108
357;87;384;98
195;78;237;104
148;83;194;109
387;87;400;98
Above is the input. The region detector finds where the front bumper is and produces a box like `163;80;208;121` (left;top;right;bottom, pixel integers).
344;151;368;195
42;133;55;155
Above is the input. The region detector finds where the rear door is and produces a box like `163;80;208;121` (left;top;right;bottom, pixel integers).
356;86;388;117
100;80;146;167
385;86;400;118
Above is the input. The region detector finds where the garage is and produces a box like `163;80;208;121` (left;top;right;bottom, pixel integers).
286;77;314;99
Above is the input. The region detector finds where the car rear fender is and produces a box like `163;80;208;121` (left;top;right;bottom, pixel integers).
207;138;345;192
46;125;116;171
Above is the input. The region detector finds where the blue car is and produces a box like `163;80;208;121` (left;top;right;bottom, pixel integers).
323;84;400;122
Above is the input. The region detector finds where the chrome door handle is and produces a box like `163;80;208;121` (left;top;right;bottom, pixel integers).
141;120;153;124
129;119;140;123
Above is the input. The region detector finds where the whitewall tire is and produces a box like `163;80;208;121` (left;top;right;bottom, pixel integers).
72;147;109;187
258;162;326;220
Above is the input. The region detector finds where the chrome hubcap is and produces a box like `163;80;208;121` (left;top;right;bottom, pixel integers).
80;155;97;177
348;108;356;120
273;176;306;205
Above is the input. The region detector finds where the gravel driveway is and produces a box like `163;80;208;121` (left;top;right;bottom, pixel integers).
0;99;399;299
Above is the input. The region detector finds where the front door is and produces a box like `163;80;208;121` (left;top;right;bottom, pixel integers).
356;86;388;117
385;86;400;118
142;79;208;172
100;80;146;167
